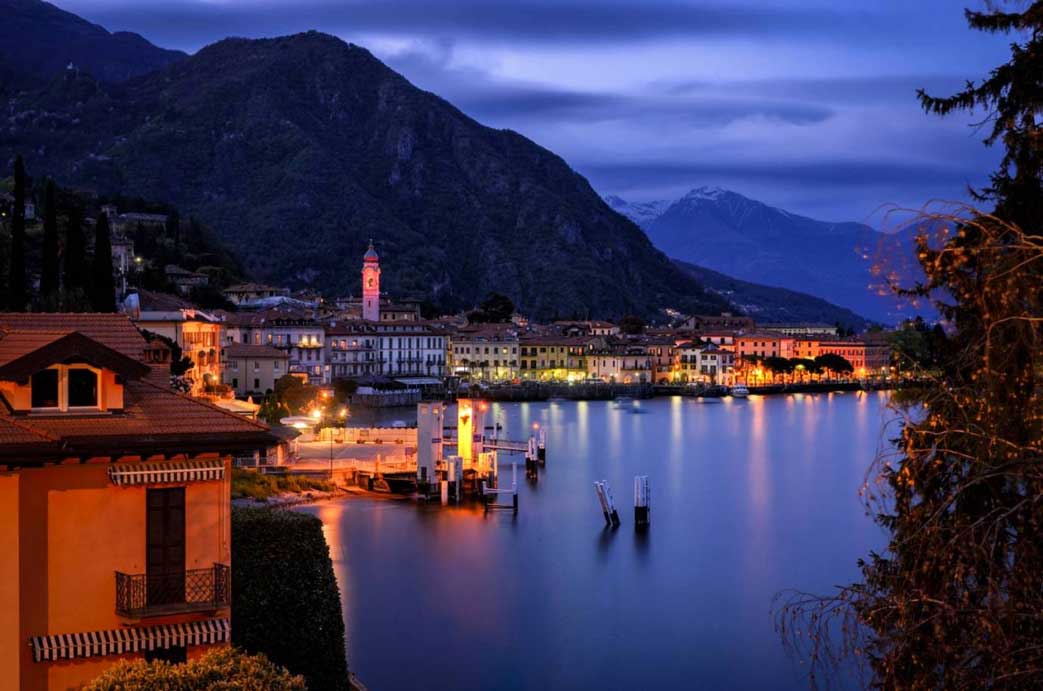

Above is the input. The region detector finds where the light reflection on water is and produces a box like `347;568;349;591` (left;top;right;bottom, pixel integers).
299;393;893;691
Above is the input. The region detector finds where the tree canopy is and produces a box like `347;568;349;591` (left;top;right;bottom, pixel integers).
467;292;515;323
779;4;1043;687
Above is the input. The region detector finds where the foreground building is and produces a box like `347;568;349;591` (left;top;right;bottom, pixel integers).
128;291;223;395
0;313;273;689
222;343;290;396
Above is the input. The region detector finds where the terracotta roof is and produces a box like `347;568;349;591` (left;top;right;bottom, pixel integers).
0;313;146;361
0;332;150;381
0;379;274;461
0;313;275;461
136;289;195;311
223;344;289;359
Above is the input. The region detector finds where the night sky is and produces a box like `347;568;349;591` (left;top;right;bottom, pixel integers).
61;0;1014;224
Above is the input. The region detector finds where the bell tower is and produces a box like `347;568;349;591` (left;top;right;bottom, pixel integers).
362;240;380;322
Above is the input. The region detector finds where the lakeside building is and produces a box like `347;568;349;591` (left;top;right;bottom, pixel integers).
221;283;290;307
127;291;222;396
450;324;520;381
733;331;792;361
518;335;590;381
586;344;656;384
220;308;325;385
791;336;891;376
0;313;273;689
760;322;840;337
679;314;755;332
324;247;446;382
674;341;737;385
552;320;620;337
325;321;378;380
222;343;290;396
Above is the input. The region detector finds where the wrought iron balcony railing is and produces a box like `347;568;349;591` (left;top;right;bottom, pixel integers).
115;564;230;618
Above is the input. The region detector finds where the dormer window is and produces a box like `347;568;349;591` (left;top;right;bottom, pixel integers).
31;365;100;412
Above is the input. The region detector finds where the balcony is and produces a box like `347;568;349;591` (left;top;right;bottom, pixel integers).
116;564;230;618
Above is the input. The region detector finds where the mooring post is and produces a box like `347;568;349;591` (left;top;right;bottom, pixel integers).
594;481;620;526
594;482;610;525
512;463;519;514
605;481;621;526
537;428;546;463
634;475;650;529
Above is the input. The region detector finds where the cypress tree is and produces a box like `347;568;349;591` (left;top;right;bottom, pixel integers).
8;155;26;311
40;180;60;309
89;213;116;312
165;210;180;245
63;205;88;310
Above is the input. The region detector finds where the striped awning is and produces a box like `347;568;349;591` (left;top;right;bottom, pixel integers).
108;459;225;486
30;618;230;662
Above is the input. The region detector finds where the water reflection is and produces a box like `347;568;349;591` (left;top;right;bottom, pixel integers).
300;394;891;691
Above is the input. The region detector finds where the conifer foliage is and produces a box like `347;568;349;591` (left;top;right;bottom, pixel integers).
7;155;26;311
89;212;116;312
778;3;1043;688
40;180;59;309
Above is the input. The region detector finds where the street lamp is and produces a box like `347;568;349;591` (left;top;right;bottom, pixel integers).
329;406;348;478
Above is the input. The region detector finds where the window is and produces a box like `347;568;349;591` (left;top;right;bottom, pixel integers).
31;365;100;411
68;369;98;407
31;369;59;408
254;378;260;390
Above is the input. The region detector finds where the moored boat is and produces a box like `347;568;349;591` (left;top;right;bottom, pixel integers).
730;385;750;398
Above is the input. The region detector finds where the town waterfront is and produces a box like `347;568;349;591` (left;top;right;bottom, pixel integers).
302;392;896;690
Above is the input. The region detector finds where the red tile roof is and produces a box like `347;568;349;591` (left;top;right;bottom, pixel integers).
0;313;274;461
223;344;289;359
0;313;146;361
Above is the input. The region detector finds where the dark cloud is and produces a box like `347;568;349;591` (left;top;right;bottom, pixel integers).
659;75;972;106
580;157;992;200
75;0;872;52
60;0;1013;222
386;49;833;126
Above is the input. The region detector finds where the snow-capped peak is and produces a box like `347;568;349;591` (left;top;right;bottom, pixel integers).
682;186;732;202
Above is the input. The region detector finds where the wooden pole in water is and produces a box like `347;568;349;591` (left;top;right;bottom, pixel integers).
634;475;650;529
594;482;610;525
594;481;621;526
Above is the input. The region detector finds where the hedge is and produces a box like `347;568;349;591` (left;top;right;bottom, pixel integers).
231;507;349;691
85;647;305;690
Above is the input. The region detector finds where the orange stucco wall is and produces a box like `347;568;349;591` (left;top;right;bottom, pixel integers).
0;473;21;691
1;456;232;691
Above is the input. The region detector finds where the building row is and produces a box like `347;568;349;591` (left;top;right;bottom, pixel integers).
122;244;893;396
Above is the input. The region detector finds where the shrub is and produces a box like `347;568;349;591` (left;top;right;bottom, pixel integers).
231;469;334;501
231;507;349;691
84;647;305;690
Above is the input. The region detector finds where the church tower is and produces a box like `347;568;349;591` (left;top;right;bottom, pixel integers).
362;240;381;322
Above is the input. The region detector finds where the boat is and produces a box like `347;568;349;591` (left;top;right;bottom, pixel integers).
730;385;750;398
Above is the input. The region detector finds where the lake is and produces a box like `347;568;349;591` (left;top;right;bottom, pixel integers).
300;392;896;691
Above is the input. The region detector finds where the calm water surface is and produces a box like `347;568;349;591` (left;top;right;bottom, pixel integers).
300;392;896;691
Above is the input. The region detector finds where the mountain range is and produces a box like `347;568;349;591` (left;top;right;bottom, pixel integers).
607;187;919;324
0;0;185;88
0;0;904;328
0;0;736;321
